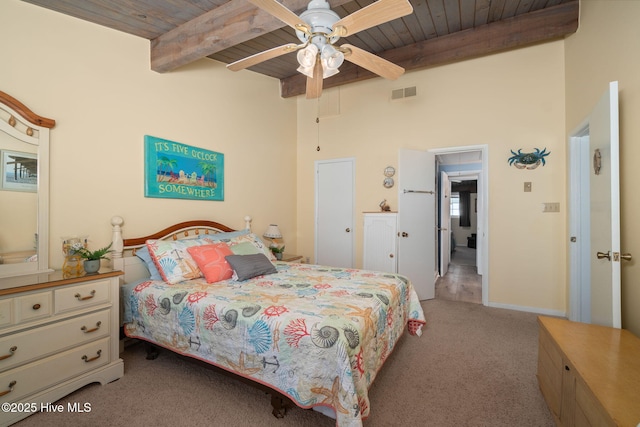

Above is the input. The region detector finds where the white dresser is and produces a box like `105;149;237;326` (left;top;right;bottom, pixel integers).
363;212;398;273
0;270;124;425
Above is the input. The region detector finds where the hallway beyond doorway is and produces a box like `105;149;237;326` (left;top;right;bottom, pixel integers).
435;246;482;304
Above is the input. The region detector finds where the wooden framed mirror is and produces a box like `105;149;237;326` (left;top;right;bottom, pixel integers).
0;91;55;277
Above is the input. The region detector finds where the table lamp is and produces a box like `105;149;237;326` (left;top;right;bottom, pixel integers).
263;224;282;248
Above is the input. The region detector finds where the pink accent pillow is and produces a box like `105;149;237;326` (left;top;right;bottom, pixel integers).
186;243;234;283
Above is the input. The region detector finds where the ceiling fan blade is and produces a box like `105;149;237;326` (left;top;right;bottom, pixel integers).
306;57;323;99
333;0;413;37
341;44;404;80
227;43;299;71
249;0;311;33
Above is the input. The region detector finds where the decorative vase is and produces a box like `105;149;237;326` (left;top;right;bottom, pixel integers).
275;252;283;260
61;236;88;278
83;259;100;274
62;254;84;277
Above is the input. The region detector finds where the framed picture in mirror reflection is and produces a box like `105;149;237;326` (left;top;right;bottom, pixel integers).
1;150;37;192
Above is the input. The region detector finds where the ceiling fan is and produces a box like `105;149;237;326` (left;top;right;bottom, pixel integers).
227;0;414;99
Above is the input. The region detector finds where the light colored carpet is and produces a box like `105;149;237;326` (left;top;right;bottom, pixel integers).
15;299;554;426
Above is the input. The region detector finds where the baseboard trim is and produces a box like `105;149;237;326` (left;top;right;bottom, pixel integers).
488;302;566;318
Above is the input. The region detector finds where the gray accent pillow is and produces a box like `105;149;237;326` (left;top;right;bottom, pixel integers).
225;253;277;281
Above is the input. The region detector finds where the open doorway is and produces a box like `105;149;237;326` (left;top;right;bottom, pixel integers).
432;148;487;305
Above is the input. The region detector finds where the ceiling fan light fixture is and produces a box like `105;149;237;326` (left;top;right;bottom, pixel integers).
321;63;340;78
297;44;318;66
297;63;316;78
321;44;344;69
297;44;319;78
319;44;343;78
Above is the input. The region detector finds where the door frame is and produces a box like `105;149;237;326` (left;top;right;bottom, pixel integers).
314;157;356;267
439;171;451;277
431;145;489;306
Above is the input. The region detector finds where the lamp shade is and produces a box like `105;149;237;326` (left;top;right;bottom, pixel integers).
296;44;318;78
263;224;282;240
321;44;343;78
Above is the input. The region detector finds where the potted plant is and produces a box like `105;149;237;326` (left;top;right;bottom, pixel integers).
74;242;112;274
270;245;285;260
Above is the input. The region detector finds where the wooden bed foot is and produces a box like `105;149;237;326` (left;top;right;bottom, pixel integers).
270;393;293;418
145;343;160;360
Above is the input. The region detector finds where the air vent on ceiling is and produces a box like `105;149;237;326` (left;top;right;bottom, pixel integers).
391;86;417;100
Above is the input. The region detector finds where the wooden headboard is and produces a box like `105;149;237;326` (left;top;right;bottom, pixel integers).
110;215;252;284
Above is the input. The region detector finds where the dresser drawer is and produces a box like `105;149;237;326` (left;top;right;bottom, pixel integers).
0;299;12;328
15;292;52;324
55;280;110;313
0;337;110;403
0;309;110;372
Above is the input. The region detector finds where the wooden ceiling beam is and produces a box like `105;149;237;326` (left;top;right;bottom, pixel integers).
280;1;579;98
150;0;353;73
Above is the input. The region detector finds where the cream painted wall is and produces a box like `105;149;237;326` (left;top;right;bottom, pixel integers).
2;0;573;316
565;0;640;335
0;1;297;269
297;42;567;313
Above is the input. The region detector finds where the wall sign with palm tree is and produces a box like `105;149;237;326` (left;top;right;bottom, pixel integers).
144;135;224;201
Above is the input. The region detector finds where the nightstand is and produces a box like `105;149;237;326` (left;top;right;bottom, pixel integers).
280;254;303;263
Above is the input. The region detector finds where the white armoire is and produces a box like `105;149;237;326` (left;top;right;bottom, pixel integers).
363;212;398;273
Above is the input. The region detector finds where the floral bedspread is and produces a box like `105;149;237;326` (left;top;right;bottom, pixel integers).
123;262;426;426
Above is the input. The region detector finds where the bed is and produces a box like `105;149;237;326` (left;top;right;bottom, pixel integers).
111;216;425;427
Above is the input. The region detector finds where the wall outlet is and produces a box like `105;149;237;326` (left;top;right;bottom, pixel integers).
542;202;560;212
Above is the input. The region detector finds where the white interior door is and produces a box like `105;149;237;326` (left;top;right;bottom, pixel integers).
589;81;621;328
315;158;354;268
398;149;436;300
568;133;592;323
439;171;451;276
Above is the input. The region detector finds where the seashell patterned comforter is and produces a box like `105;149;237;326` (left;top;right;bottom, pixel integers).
122;261;426;426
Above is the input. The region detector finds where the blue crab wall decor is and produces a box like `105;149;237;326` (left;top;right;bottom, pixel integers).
508;148;550;169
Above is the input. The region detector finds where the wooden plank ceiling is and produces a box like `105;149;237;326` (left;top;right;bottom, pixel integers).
22;0;579;98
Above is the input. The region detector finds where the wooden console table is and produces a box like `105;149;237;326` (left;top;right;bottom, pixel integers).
537;316;640;427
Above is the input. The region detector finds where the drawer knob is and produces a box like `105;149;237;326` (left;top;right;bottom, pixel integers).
0;380;16;397
82;349;102;363
32;303;41;310
75;290;96;301
0;346;17;361
81;321;102;333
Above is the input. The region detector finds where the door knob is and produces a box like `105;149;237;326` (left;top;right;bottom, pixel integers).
597;251;611;261
621;253;633;261
345;228;351;233
401;232;409;238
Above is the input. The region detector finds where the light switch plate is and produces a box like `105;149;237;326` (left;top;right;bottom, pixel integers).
524;182;532;192
542;202;560;212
